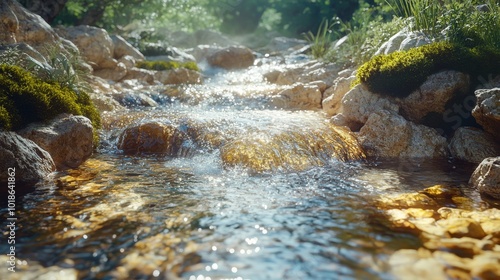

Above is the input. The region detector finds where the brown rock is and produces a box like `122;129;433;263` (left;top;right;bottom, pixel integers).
389;249;448;280
377;193;438;209
0;131;55;185
55;25;115;70
322;75;356;116
449;127;500;163
420;185;462;200
117;121;187;155
399;71;470;123
123;67;155;84
436;218;486;239
470;252;500;280
359;110;448;158
271;83;322;110
340;84;399;125
206;46;254;70
154;68;202;85
473;88;500;141
470;157;500;199
94;62;127;82
18;115;94;170
111;34;144;61
0;0;57;46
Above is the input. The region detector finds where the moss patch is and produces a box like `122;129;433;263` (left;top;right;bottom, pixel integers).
355;42;500;98
136;60;199;72
0;64;101;133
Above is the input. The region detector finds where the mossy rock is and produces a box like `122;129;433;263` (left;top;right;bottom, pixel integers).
136;60;199;72
355;42;500;98
0;64;101;134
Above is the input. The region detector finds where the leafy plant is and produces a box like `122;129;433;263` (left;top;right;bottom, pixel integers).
303;19;334;59
385;0;442;38
325;13;405;67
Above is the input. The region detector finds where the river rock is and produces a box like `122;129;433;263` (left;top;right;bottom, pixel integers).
271;83;322;110
0;0;57;46
449;127;500;163
262;37;308;54
111;34;144;61
55;25;115;70
123;67;155;84
470;252;500;280
340;84;399;127
472;88;500;141
18;114;94;170
94;62;128;82
375;30;432;56
322;75;356;116
273;61;340;87
117;121;187;155
359;110;448;158
389;249;448;280
206;46;255;70
0;131;55;185
117;55;136;70
154;68;202;85
470;157;500;199
399;71;470;123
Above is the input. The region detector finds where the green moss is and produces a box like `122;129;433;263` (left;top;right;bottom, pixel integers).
0;64;101;134
136;60;200;72
354;42;500;97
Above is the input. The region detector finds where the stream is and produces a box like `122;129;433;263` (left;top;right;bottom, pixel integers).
0;56;488;279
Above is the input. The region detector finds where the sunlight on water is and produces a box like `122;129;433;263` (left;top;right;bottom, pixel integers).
2;56;497;280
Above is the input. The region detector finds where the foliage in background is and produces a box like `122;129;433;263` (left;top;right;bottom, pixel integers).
54;0;220;32
136;60;199;72
354;42;500;97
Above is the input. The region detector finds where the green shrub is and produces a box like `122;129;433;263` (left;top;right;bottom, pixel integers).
355;42;500;97
304;19;334;59
0;64;101;132
136;60;200;72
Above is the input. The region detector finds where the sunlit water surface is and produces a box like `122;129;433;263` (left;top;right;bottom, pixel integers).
0;58;484;279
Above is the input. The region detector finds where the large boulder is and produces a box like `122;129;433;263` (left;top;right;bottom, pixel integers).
399;71;470;123
154;68;202;85
0;131;55;185
472;88;500;141
322;75;356;116
358;110;448;158
375;30;432;56
470;157;500;199
449;127;500;164
270;61;341;87
110;34;144;61
339;84;399;128
117;121;187;155
271;83;322;110
0;0;57;46
55;25;116;70
93;62;128;81
206;46;254;70
18;115;94;170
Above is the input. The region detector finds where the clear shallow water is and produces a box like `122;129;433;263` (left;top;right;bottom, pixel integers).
0;60;487;279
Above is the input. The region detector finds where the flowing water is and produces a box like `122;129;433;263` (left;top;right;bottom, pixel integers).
0;57;488;279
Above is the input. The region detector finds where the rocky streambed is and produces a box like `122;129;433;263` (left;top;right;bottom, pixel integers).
2;54;500;280
1;1;500;279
